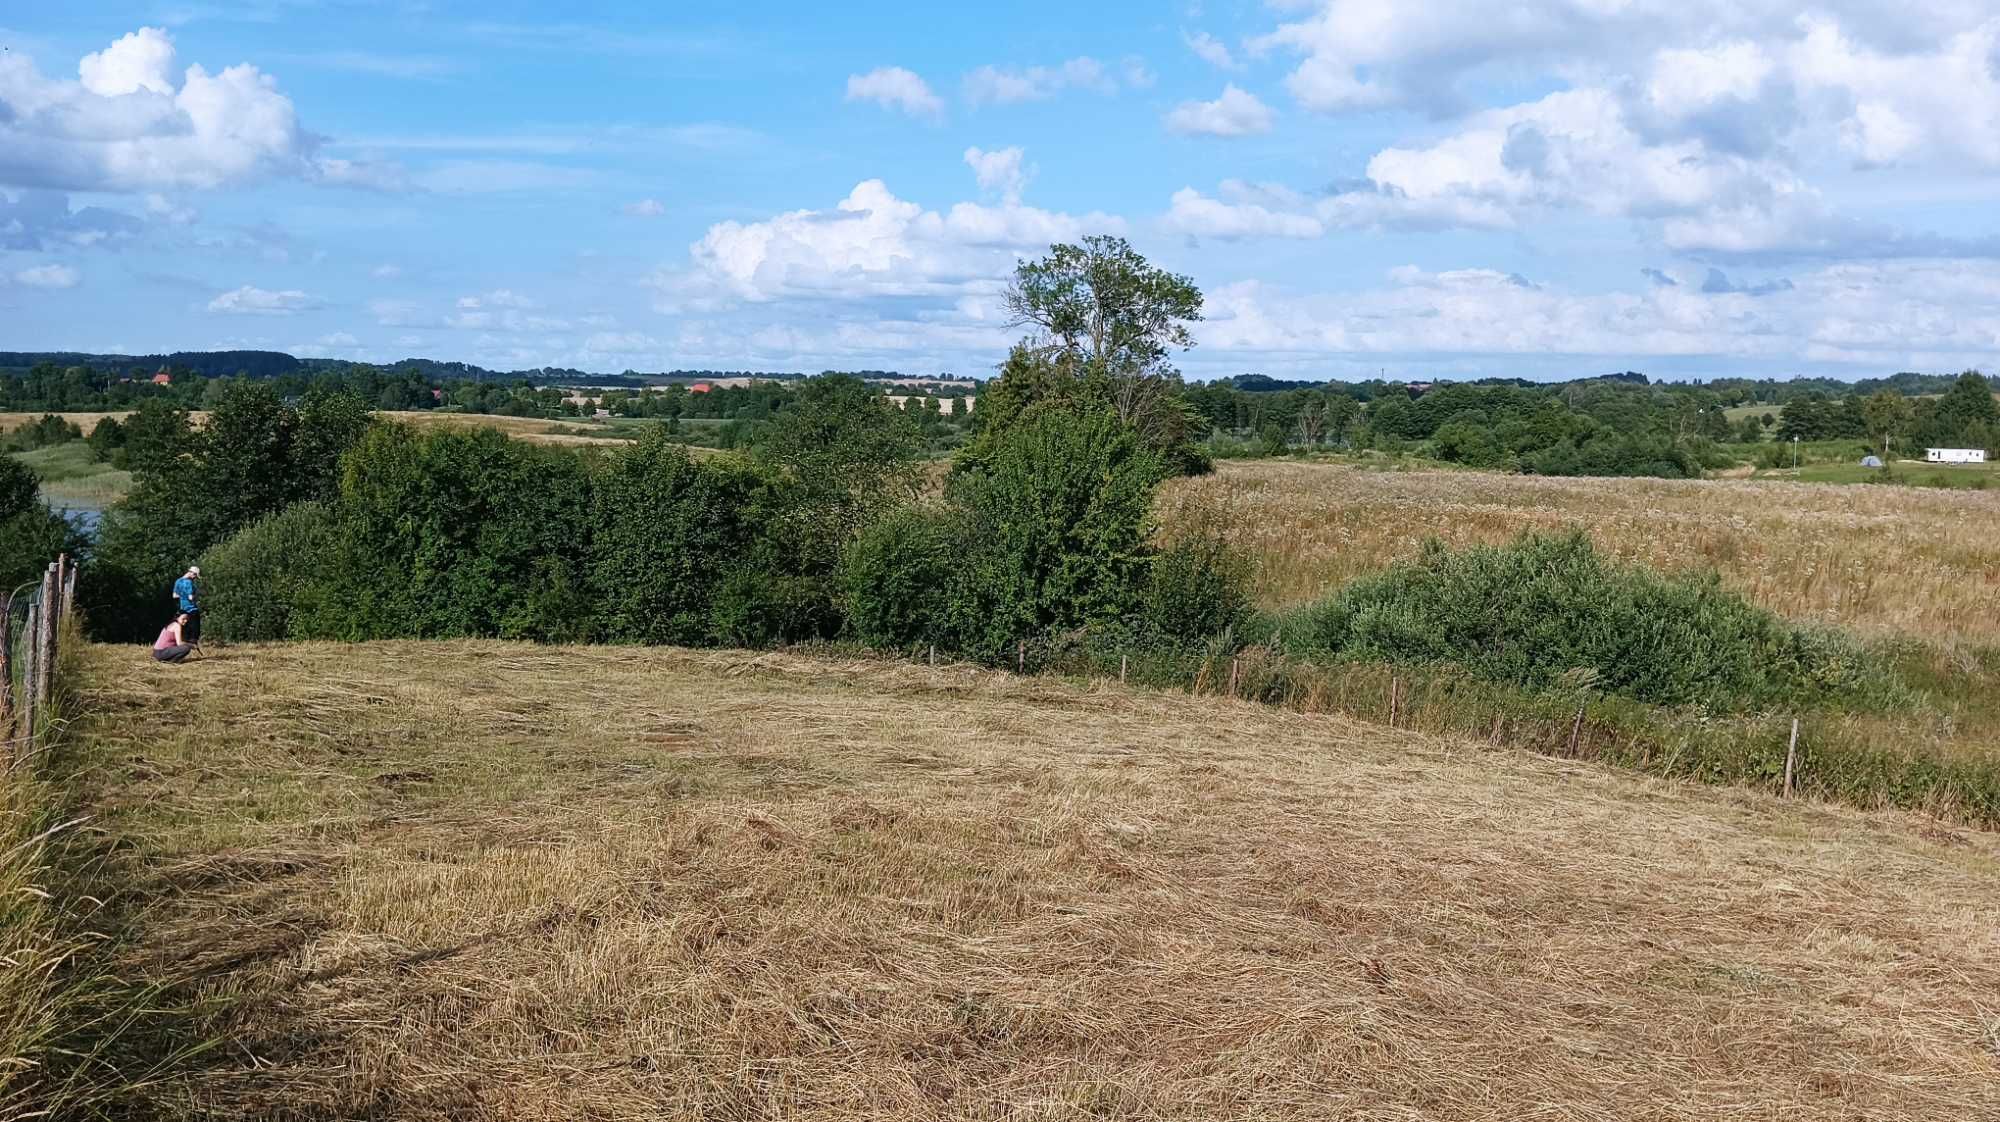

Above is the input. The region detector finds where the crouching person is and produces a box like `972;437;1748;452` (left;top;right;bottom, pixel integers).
153;612;195;664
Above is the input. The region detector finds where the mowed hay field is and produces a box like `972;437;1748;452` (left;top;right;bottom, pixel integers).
1169;460;2000;646
65;641;2000;1121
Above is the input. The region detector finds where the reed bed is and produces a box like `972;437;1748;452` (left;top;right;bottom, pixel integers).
56;638;2000;1121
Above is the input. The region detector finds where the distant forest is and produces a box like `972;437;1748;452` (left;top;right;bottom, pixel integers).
2;348;1993;480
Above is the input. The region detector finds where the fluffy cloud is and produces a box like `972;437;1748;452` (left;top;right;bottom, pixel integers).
845;67;944;120
964;146;1031;202
1252;5;2000;161
207;284;315;315
0;27;387;193
1184;31;1240;70
668;178;1122;304
1165;85;1275;137
963;57;1138;106
622;198;666;217
1195;259;2000;373
13;264;81;289
1164;185;1322;239
1235;5;2000;257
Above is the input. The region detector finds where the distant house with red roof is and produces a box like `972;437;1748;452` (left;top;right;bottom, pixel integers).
688;382;713;394
150;368;173;386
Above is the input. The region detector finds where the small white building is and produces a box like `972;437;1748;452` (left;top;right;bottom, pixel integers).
1926;448;1988;464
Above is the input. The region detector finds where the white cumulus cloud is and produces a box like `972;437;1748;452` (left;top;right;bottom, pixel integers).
1165;85;1275;137
0;27;398;194
207;284;314;315
963;146;1032;202
844;67;944;120
663;178;1123;305
1183;30;1240;70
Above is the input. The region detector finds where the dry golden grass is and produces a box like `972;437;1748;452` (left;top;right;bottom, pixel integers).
0;410;216;436
390;411;637;446
64;639;2000;1120
1168;459;2000;645
0;411;134;436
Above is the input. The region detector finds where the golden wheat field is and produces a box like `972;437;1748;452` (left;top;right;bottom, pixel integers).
1167;460;2000;646
60;639;2000;1121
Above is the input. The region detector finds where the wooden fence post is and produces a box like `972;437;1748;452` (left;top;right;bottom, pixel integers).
1388;675;1400;728
928;644;935;667
61;559;76;620
1016;641;1024;672
19;599;38;740
1783;718;1800;798
37;566;57;706
0;592;13;757
1229;657;1240;698
1567;703;1586;757
1119;653;1127;684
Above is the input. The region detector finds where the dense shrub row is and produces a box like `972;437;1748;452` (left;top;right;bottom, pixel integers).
1285;531;1889;711
194;406;1247;661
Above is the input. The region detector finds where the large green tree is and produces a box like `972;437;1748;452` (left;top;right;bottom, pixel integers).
84;383;376;639
965;236;1208;475
1860;390;1914;460
1912;371;1999;452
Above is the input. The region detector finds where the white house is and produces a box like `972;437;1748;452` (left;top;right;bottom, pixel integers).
1926;448;1988;464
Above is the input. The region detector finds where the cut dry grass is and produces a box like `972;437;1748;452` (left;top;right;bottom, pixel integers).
1167;459;2000;646
58;639;2000;1120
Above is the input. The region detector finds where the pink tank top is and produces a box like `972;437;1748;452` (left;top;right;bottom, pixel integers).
154;625;179;651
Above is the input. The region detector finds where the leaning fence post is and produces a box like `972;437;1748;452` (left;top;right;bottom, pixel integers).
1229;657;1240;698
1567;703;1586;757
1388;675;1400;728
1783;718;1800;797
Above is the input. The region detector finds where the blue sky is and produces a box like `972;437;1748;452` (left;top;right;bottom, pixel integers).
3;2;1999;381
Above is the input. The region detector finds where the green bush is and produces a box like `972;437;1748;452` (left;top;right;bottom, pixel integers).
1138;506;1252;650
1288;530;1887;710
301;423;594;641
945;408;1163;662
193;501;339;642
587;433;774;646
840;506;959;650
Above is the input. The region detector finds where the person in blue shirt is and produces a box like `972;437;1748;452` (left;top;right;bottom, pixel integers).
172;565;201;646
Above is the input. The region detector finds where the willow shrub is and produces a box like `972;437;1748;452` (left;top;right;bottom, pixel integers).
1287;530;1890;711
